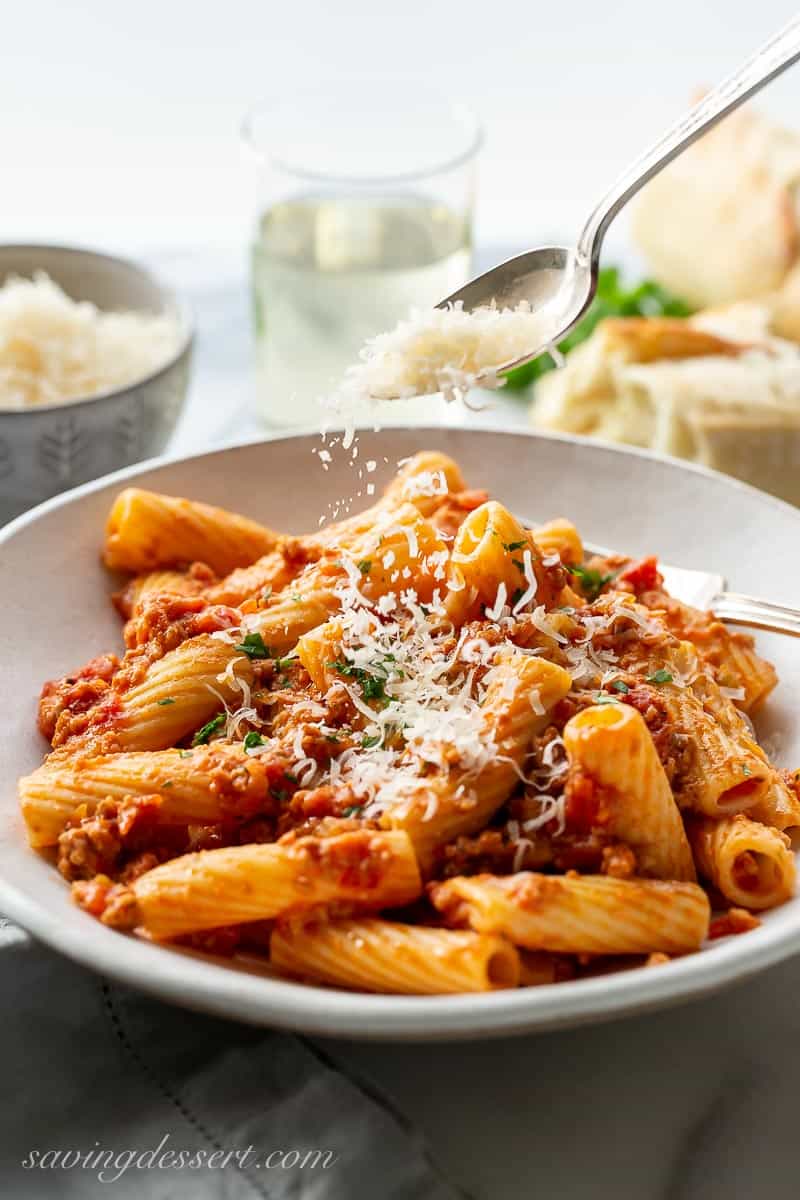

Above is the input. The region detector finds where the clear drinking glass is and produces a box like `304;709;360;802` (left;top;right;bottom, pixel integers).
242;83;482;428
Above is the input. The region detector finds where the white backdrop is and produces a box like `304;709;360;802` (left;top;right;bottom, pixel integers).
4;0;799;257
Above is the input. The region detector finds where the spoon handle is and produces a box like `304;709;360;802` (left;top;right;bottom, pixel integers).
577;14;800;265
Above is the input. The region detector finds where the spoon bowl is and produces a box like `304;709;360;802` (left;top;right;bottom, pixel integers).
438;244;595;372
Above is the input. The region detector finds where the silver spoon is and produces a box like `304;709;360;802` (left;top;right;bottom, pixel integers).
439;14;800;378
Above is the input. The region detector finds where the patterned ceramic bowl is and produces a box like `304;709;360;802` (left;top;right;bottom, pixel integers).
0;244;193;525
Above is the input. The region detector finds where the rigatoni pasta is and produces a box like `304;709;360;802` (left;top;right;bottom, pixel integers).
18;450;798;996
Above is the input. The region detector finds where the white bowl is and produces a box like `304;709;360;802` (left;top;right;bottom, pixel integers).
1;428;798;1040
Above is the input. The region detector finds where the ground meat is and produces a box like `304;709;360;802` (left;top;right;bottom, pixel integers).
57;794;164;882
430;490;489;540
196;742;280;820
601;843;637;879
113;561;217;621
178;920;273;958
71;876;139;929
281;828;393;891
709;907;761;939
437;830;532;878
619;684;692;788
121;592;240;660
38;653;119;741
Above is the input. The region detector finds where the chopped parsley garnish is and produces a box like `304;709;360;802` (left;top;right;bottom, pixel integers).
329;660;389;705
362;733;382;749
157;697;176;706
192;712;225;745
646;669;673;685
503;539;527;552
357;559;372;575
566;563;617;601
610;680;630;694
324;732;341;743
593;692;620;705
342;805;364;818
243;731;264;751
274;655;298;671
235;632;271;660
161;780;173;789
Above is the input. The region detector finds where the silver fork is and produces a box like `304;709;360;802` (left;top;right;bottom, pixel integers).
583;543;800;638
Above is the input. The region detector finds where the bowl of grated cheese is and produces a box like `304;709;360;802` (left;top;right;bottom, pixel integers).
0;244;192;524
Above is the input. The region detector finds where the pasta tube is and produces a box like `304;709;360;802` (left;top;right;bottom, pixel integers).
563;703;696;881
446;501;561;621
271;918;519;993
19;744;271;848
113;638;252;752
207;549;300;607
383;655;573;870
251;504;447;654
750;771;800;831
113;568;209;621
530;518;584;566
122;830;422;940
688;814;796;910
430;872;711;955
104;488;278;574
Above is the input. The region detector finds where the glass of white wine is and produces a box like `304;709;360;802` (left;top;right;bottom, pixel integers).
242;83;481;427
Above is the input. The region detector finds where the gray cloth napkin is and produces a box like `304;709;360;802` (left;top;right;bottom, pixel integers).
0;918;471;1200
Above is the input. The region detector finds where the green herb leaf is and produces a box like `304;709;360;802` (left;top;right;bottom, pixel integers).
357;559;372;575
646;669;673;685
274;655;298;671
566;563;617;601
503;539;527;552
361;734;382;749
243;731;264;751
192;712;225;746
593;692;620;705
342;805;364;818
235;632;271;660
328;659;389;705
610;680;630;694
157;697;176;706
504;266;694;390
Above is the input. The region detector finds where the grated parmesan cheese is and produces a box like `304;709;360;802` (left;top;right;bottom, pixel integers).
327;300;553;408
0;272;182;409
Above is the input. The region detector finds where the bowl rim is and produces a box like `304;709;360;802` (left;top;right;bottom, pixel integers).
0;241;194;417
3;428;800;1039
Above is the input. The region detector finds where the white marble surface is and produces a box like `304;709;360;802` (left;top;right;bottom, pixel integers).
151;249;800;1199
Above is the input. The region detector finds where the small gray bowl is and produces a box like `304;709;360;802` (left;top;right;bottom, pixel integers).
0;244;193;525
